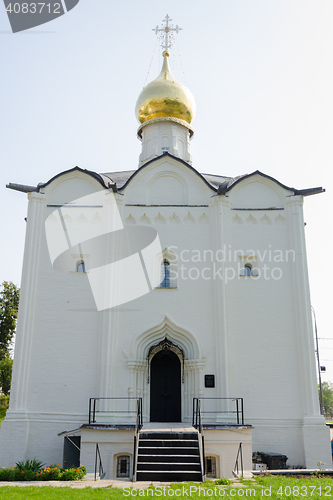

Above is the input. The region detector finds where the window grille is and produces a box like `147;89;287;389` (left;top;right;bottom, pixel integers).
117;455;130;477
205;456;217;478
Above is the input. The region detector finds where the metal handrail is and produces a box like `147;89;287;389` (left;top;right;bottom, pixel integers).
192;398;244;427
195;399;205;481
89;397;140;425
133;398;143;482
94;443;105;480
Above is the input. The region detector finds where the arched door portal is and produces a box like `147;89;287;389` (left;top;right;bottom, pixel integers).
148;338;184;422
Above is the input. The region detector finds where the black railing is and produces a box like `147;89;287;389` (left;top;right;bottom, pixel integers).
233;442;244;478
135;397;143;432
94;443;105;480
193;398;206;481
193;398;203;432
89;398;142;425
133;398;143;482
192;398;244;427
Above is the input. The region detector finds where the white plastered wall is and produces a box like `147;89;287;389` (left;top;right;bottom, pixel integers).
0;162;330;471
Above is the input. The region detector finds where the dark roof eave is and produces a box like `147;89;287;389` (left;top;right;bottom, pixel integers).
6;183;38;193
117;152;218;192
7;165;324;199
216;170;325;197
294;187;325;196
36;166;117;192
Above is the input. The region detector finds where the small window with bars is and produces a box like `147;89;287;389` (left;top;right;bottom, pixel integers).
117;455;130;477
205;456;217;478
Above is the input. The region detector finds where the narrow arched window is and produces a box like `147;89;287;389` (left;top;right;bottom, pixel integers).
117;455;130;477
244;264;251;276
77;261;85;273
160;260;170;288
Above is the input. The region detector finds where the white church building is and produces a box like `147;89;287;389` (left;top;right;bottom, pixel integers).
1;18;330;480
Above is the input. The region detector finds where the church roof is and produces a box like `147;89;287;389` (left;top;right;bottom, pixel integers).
100;170;235;190
6;154;324;197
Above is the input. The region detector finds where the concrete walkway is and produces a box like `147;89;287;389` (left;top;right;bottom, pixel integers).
0;479;153;489
0;475;249;489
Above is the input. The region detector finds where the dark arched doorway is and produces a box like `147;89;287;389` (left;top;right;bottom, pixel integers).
150;350;181;422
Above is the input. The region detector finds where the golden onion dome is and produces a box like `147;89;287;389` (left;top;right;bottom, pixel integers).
135;53;196;127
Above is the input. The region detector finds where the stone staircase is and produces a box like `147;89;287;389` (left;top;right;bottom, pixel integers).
135;431;203;482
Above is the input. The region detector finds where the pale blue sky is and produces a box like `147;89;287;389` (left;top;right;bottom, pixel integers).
1;1;332;380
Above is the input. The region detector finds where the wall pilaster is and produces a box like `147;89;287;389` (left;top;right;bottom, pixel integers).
10;192;45;411
286;196;320;417
210;196;230;400
97;192;123;399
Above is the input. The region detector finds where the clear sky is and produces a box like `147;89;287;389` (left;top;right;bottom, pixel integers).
1;1;332;381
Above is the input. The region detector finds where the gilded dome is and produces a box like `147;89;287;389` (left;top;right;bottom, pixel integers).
135;53;196;126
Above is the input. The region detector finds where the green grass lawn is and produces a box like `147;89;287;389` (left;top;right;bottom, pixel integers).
0;486;118;499
1;476;333;500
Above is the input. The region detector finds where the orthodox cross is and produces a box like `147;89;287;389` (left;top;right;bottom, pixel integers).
152;14;182;54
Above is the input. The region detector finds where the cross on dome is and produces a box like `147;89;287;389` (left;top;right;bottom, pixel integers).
152;14;182;55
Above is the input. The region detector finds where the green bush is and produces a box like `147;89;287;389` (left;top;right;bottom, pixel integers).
16;458;45;473
0;463;87;481
0;467;17;481
0;395;9;409
60;466;86;481
0;357;13;396
214;477;232;485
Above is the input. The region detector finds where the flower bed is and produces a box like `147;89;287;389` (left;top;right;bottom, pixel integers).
0;464;87;481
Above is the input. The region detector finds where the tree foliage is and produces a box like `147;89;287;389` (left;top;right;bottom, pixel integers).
0;357;13;395
0;281;20;360
320;381;333;418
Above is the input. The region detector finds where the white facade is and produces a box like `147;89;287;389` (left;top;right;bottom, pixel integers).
1;154;330;477
1;50;330;477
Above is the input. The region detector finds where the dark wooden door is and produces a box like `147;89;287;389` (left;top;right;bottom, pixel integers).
150;350;181;422
63;436;81;468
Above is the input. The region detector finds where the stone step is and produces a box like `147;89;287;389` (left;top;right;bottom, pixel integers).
138;446;199;455
136;471;202;482
137;462;201;472
138;439;199;448
139;432;198;440
137;454;200;463
135;430;203;482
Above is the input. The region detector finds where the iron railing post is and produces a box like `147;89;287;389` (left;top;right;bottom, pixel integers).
133;435;137;479
192;398;195;427
140;398;143;428
94;443;98;481
93;399;97;423
202;436;205;476
240;398;244;425
240;443;243;477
